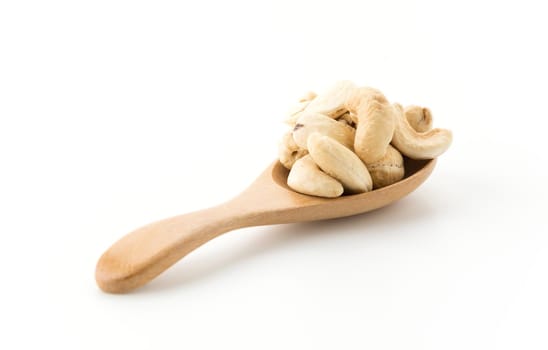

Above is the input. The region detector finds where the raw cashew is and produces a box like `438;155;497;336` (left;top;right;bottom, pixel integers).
336;112;356;128
292;112;356;150
391;104;453;159
287;155;344;198
278;131;307;169
299;91;317;102
346;88;396;164
405;105;433;132
303;81;356;118
345;87;387;112
285;101;310;126
307;133;372;194
367;145;405;189
279;81;452;198
284;91;318;126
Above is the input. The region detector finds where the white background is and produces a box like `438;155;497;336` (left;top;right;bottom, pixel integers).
1;0;547;349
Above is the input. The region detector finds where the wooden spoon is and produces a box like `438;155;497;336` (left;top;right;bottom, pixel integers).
96;157;436;293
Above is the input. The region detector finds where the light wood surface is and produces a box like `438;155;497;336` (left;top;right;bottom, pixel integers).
96;158;436;293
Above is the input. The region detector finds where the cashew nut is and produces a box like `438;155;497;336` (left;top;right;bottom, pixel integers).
345;87;387;112
278;131;308;169
303;81;356;118
367;145;405;189
285;101;310;126
292;112;356;150
279;81;452;198
405;105;433;133
287;155;344;198
299;91;317;102
345;88;396;164
307;133;372;194
284;91;319;126
391;104;453;159
335;112;356;128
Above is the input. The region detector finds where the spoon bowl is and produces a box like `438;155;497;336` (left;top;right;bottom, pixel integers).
96;157;436;293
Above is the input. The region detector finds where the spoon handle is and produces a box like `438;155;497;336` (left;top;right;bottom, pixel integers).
95;200;258;293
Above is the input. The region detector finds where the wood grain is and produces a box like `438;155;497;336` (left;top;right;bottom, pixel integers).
96;158;436;293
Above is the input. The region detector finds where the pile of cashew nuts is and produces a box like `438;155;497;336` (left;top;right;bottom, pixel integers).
278;81;452;198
